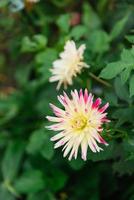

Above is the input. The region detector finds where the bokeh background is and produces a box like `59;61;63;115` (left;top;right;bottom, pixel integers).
0;0;134;199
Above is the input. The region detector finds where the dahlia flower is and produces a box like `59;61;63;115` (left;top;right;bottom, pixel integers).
46;89;110;161
49;40;89;90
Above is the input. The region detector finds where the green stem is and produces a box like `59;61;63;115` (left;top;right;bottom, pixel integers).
89;72;112;88
3;180;19;198
111;129;128;138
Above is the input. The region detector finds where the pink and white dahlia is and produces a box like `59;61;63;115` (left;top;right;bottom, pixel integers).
49;40;89;90
46;89;110;161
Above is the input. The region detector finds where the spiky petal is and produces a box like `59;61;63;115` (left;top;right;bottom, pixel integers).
49;40;89;90
46;89;110;161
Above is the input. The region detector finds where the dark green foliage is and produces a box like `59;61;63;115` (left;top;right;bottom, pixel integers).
0;0;134;199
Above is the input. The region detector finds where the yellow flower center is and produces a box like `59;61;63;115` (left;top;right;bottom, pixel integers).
71;115;87;131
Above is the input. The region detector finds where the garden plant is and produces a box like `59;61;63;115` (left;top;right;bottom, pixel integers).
0;0;134;200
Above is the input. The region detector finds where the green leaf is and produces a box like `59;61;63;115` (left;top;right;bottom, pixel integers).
97;0;109;15
56;14;70;33
121;48;134;62
120;68;131;84
100;47;134;80
27;129;54;160
14;170;46;194
15;65;32;86
35;84;58;116
123;138;134;160
40;134;54;160
0;0;9;8
88;30;110;54
104;92;118;106
125;35;134;43
35;49;57;82
27;192;55;200
2;141;25;181
27;129;46;154
35;49;57;66
82;3;101;31
87;141;115;161
0;185;15;200
100;61;125;79
0;97;19;125
114;77;130;102
112;108;134;126
21;35;47;53
47;169;68;192
69;158;85;170
52;0;72;8
113;160;134;175
129;75;134;97
110;14;129;40
70;25;87;40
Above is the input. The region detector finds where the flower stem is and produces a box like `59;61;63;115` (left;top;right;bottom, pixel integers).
89;72;112;88
3;180;19;198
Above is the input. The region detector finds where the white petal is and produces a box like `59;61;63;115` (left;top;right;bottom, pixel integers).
87;137;97;153
50;132;64;141
49;40;88;88
81;138;88;161
90;137;103;152
90;129;101;143
46;116;63;122
78;44;85;58
63;139;74;158
54;139;65;149
68;147;75;161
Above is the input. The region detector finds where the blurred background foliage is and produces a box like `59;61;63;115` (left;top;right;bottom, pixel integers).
0;0;134;199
